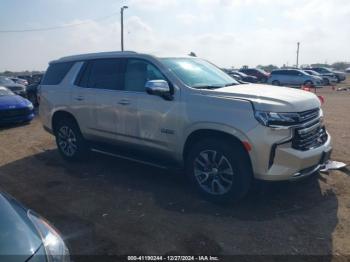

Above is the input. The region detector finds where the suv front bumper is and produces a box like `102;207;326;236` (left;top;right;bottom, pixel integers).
255;132;332;181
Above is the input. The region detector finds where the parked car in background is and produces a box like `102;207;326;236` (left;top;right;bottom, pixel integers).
239;68;269;83
221;68;242;81
0;87;34;125
346;67;350;73
228;71;258;83
267;69;323;87
26;82;40;106
309;67;346;83
304;70;337;85
10;77;28;86
40;51;331;202
0;76;27;97
31;73;44;85
0;190;70;261
18;75;33;84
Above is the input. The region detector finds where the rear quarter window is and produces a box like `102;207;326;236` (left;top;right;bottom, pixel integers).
41;62;74;85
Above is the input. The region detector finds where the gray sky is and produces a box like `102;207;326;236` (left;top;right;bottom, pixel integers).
0;0;349;71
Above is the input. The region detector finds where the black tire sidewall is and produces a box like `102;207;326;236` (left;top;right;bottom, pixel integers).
304;80;313;86
55;119;88;161
186;139;252;202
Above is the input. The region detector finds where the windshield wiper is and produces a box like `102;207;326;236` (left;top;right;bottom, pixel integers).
224;82;238;87
192;85;224;89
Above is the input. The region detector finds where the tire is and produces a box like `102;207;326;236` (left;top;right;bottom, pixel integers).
304;80;313;86
323;78;330;86
186;138;252;202
272;80;280;86
54;118;89;161
336;76;341;83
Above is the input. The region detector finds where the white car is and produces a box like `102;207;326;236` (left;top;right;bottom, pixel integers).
267;69;323;87
304;70;337;85
39;51;332;202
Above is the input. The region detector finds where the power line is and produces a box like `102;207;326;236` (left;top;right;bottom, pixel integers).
0;12;119;33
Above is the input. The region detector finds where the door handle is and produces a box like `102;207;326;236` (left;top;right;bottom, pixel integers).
118;99;130;105
74;96;84;101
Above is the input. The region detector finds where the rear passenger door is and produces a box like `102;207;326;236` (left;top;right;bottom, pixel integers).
72;58;125;140
290;70;303;85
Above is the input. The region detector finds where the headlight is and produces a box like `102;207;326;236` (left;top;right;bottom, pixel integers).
254;110;300;127
28;103;34;110
28;211;70;262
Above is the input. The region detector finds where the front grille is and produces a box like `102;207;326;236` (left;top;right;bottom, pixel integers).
298;108;320;123
0;108;31;119
292;108;328;151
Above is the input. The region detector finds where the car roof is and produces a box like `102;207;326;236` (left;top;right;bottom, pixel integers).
52;51;161;64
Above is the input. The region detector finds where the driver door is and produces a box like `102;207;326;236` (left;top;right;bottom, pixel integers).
118;58;180;153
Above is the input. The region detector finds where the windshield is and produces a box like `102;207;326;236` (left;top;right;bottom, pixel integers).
0;88;13;96
0;77;15;85
305;70;320;76
161;58;239;88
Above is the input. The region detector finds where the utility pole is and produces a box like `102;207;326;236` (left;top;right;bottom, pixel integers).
296;42;300;68
120;6;128;51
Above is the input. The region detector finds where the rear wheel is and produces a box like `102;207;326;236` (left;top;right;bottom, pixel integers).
54;118;89;161
304;80;313;87
186;139;252;202
323;78;330;86
272;80;280;86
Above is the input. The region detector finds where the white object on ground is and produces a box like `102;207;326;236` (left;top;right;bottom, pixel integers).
320;160;347;172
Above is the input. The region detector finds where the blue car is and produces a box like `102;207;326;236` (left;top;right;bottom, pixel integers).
0;86;34;125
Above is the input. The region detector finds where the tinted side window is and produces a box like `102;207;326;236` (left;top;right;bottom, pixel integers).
282;70;292;75
124;59;166;92
271;70;280;75
42;62;74;85
88;59;123;90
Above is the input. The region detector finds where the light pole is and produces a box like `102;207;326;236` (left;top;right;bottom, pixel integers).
296;42;300;68
121;5;128;51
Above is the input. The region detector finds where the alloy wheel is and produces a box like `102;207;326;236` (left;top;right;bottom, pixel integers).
57;126;78;157
193;150;234;195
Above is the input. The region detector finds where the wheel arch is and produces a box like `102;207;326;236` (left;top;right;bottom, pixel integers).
182;128;253;168
51;110;80;134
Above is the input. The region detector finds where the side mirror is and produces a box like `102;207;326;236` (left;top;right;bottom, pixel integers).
145;80;173;100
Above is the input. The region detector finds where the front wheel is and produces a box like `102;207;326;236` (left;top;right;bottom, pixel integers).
54;118;89;161
186;139;252;202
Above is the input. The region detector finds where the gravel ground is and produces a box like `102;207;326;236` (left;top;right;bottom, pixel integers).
0;76;350;261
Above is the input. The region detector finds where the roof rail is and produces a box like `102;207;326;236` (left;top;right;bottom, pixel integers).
56;51;138;63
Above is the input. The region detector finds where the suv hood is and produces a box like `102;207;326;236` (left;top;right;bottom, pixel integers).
202;83;320;112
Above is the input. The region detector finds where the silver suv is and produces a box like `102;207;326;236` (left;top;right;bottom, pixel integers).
267;69;323;87
39;51;332;202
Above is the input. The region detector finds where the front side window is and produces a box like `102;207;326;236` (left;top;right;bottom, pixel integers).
161;58;238;88
124;59;166;92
